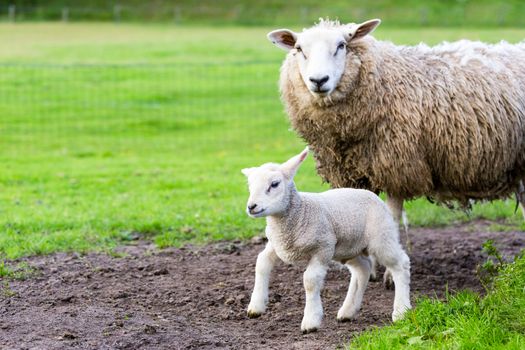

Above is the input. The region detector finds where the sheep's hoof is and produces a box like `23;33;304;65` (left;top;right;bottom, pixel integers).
383;275;394;290
247;310;262;319
336;317;353;323
369;273;379;282
302;327;318;334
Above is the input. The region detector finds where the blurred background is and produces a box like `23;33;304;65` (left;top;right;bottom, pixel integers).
2;0;525;259
3;0;525;26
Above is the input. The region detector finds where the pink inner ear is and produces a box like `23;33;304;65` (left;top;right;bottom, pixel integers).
280;32;295;47
299;152;307;162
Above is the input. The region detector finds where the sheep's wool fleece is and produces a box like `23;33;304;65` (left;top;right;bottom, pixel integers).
279;22;525;205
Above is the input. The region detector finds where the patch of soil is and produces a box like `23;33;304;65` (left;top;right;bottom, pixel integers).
1;221;523;350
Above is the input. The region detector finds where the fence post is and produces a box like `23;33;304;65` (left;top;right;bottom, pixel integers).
174;6;181;24
8;4;15;22
62;7;69;22
300;7;308;25
420;7;428;26
114;4;121;23
498;5;509;26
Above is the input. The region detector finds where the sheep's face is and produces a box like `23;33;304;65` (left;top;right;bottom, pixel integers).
268;19;381;99
242;148;308;218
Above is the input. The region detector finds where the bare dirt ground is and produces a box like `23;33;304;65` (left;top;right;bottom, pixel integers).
1;221;523;350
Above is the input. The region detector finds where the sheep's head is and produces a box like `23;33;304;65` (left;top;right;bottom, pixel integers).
241;148;308;218
268;18;380;100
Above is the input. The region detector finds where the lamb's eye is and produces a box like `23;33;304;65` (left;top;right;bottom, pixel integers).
269;181;280;190
336;43;346;54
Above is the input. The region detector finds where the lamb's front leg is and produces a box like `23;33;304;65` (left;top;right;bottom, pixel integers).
301;258;328;334
247;242;278;318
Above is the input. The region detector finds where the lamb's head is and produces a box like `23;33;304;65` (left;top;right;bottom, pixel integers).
242;148;308;218
268;18;380;100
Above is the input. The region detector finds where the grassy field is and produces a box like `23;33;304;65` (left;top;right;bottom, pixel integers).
350;252;525;349
1;23;525;259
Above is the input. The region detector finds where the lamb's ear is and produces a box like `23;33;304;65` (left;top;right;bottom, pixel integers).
281;147;309;179
241;167;256;177
347;19;381;42
267;29;297;51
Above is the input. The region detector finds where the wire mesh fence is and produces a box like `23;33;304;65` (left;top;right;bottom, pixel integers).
1;3;525;27
0;61;288;161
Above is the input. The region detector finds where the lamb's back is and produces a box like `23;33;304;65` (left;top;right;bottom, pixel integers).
301;188;388;231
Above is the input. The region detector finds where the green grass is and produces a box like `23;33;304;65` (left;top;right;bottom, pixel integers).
348;252;525;349
1;23;525;259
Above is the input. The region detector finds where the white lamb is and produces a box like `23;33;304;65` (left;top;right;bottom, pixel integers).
242;148;411;333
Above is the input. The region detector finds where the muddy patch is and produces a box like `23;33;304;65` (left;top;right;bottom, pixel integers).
1;222;523;349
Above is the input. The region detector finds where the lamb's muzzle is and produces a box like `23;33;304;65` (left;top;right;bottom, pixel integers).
242;148;411;333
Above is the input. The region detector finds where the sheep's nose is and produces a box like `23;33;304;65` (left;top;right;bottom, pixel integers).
247;203;258;211
309;75;329;87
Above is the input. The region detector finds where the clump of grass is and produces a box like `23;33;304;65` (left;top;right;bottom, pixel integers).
0;260;38;280
1;281;17;298
348;250;525;349
476;239;506;290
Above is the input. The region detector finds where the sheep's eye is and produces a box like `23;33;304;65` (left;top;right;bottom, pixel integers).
295;46;307;59
336;43;346;54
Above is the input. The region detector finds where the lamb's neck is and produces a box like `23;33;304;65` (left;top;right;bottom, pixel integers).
266;186;305;233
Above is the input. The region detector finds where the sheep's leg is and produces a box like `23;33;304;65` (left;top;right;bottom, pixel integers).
368;255;377;281
386;195;404;223
518;181;525;220
301;258;328;333
337;255;371;322
247;242;278;318
384;252;411;321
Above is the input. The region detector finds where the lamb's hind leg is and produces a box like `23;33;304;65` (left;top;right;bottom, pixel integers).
337;255;371;322
382;251;411;321
384;195;406;289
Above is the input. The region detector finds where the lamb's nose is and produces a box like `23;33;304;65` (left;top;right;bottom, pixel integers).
248;203;258;211
309;75;329;87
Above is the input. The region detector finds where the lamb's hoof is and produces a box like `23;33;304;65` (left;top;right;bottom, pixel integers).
302;327;318;334
392;312;405;322
392;306;410;322
369;273;379;282
336;317;352;323
247;310;262;318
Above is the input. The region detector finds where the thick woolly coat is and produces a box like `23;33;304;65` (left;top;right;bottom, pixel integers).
279;28;525;205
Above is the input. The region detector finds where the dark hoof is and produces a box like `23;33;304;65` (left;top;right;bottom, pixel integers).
247;311;262;319
337;317;352;323
369;274;379;282
302;327;318;334
383;279;394;290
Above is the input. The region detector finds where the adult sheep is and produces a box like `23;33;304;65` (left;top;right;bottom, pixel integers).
267;18;525;222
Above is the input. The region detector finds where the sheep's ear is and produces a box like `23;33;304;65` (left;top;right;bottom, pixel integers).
241;167;256;177
347;19;381;42
267;29;297;51
281;147;309;179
